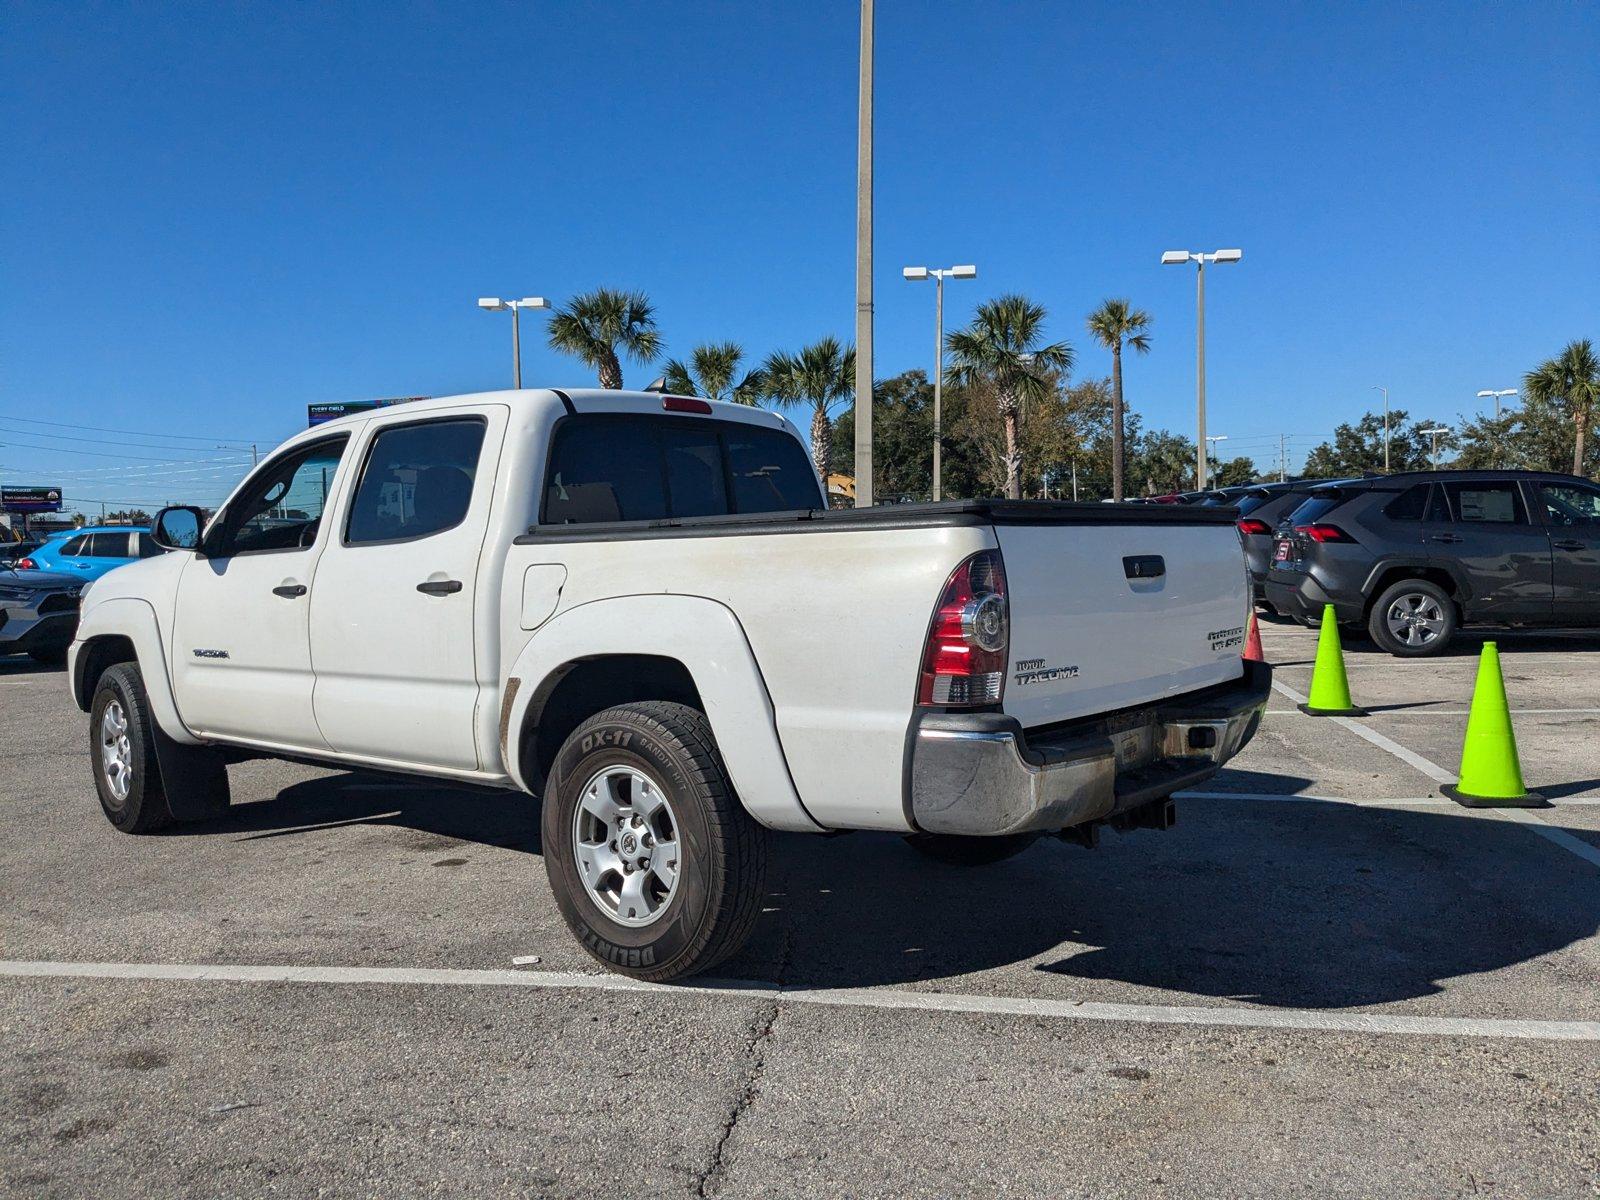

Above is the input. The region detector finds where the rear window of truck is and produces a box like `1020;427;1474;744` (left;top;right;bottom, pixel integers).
542;414;823;524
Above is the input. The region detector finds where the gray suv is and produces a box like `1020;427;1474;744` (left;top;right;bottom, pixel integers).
1263;470;1600;656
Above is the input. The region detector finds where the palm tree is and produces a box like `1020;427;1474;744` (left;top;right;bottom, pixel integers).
1524;339;1600;476
947;295;1075;500
761;336;855;483
661;342;764;405
1086;299;1152;502
546;288;662;389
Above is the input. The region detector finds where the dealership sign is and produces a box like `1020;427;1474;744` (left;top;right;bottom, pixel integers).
307;397;429;427
1;486;63;513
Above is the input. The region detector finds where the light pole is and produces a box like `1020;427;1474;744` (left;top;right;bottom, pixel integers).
1162;248;1242;489
903;264;977;501
1371;386;1390;472
1477;388;1518;419
1204;435;1228;487
1421;426;1452;469
478;297;550;389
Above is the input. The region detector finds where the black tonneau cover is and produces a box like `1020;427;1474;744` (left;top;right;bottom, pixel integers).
515;499;1240;544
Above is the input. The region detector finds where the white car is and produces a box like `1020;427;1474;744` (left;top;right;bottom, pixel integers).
70;388;1269;979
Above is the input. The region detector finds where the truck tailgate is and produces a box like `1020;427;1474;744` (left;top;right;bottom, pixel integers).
996;520;1248;727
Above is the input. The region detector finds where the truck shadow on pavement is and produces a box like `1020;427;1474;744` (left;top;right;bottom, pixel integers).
210;768;1597;1008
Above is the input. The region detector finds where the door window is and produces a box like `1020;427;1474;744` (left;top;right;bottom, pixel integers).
82;532;131;557
209;436;350;557
1538;482;1600;527
60;535;87;557
345;418;487;545
1444;481;1526;525
1382;484;1430;521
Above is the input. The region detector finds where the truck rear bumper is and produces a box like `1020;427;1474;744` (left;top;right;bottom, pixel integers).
907;661;1271;837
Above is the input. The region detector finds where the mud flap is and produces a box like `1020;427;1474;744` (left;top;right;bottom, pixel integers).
151;723;231;822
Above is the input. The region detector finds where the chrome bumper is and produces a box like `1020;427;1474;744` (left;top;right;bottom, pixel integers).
907;661;1271;837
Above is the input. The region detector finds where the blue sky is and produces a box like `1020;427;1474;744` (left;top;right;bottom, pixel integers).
3;1;1597;511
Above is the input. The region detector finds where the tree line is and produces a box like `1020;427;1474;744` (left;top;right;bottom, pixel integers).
544;288;1596;501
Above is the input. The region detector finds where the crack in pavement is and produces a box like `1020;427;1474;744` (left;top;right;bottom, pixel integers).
692;909;796;1197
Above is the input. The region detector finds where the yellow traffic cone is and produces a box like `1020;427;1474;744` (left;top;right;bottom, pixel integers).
1442;642;1546;808
1297;604;1367;716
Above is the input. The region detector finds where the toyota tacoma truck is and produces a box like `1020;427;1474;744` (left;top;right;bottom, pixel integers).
70;388;1268;980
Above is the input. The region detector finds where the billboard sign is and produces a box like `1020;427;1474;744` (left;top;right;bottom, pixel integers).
308;396;428;427
1;486;63;514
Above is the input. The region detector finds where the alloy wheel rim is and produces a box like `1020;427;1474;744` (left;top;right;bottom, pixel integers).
100;699;133;803
571;765;681;928
1386;593;1445;647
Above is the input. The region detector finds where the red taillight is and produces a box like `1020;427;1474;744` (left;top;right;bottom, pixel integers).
1237;518;1272;536
1295;523;1356;544
16;557;38;570
662;396;713;414
918;550;1009;708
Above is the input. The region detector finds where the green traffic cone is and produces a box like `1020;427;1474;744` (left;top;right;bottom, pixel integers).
1442;642;1546;808
1297;604;1367;716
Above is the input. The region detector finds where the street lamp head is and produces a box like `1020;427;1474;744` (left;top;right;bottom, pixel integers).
516;297;550;310
1211;248;1243;264
950;265;977;279
1160;250;1190;265
902;267;930;281
477;298;506;310
1476;390;1495;399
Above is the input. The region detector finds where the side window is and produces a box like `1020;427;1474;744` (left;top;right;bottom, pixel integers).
210;436;350;557
543;417;668;524
1383;484;1430;521
80;533;124;557
725;426;824;512
1445;481;1526;525
60;535;87;556
345;418;487;545
1425;486;1452;522
137;532;161;558
1539;482;1600;527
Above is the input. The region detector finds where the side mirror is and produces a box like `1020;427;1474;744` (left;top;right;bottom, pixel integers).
151;506;205;552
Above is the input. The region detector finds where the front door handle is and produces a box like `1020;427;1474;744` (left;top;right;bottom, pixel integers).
272;583;307;599
416;579;463;596
1554;539;1586;551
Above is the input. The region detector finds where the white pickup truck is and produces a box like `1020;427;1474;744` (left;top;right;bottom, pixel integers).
71;388;1268;979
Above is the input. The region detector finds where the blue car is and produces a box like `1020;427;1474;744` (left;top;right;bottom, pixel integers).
17;525;162;581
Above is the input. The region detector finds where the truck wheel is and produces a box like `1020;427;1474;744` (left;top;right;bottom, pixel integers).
904;832;1039;866
1368;580;1457;657
542;702;768;982
90;663;174;834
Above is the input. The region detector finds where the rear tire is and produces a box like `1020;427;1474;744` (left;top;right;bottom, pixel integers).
904;832;1040;866
90;663;174;833
1368;579;1457;657
542;702;768;982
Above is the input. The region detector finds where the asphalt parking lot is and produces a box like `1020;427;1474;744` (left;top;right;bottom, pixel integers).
4;621;1599;1198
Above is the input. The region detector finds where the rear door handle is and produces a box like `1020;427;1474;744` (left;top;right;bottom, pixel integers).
1429;534;1462;544
416;579;463;596
272;583;307;599
1554;539;1586;551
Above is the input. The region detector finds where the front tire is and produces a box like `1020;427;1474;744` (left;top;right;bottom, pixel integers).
542;702;768;982
1368;579;1457;656
904;832;1040;865
90;663;173;833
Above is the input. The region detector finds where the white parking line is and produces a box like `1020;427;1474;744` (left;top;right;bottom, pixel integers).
3;959;1597;1042
1270;679;1600;870
1266;709;1600;717
1180;791;1600;807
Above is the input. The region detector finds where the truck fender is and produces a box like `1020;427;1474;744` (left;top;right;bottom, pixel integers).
72;596;201;745
503;594;824;833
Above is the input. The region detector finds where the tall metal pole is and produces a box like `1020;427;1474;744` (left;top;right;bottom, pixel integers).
511;305;523;390
853;0;874;508
1195;260;1207;490
1279;432;1287;482
932;271;944;502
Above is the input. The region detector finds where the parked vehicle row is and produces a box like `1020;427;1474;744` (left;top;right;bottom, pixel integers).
1263;470;1600;655
0;567;85;664
67;388;1269;980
